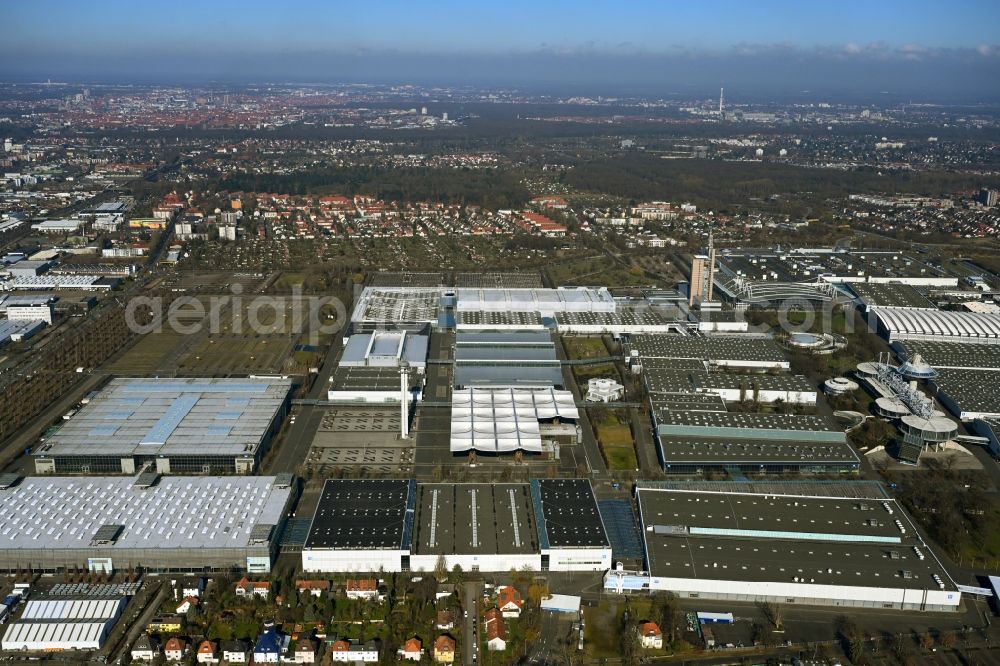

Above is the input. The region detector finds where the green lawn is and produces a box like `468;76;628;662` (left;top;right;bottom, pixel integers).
604;445;639;470
563;336;608;360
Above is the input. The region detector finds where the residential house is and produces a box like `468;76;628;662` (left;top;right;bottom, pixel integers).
329;639;380;663
235;576;270;599
196;639;218;664
345;578;379;600
176;595;199;614
497;586;523;618
484;608;507;652
220;639;251;663
435;610;455;631
399;636;423;661
164;637;188;662
254;627;287;663
179;577;206;599
130;635;159;663
638;621;663;649
294;639;317;664
147;616;183;634
433;635;456;664
296;580;331;598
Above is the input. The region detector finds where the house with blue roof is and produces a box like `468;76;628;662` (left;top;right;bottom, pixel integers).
253;627;288;663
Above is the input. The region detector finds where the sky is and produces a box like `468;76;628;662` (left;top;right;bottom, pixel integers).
3;0;999;99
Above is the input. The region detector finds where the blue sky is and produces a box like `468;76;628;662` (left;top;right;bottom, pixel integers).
3;1;999;96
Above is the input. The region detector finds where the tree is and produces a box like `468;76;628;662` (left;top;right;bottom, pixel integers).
434;555;448;582
757;601;784;631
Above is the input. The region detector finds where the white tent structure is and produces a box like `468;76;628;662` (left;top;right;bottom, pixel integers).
450;388;579;453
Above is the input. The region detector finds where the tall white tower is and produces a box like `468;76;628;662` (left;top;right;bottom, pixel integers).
719;87;724;115
399;361;410;439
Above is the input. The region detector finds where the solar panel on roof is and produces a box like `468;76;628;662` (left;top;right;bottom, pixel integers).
140;395;199;445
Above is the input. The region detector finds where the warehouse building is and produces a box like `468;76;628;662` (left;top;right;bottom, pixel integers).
627;335;790;371
0;475;293;573
456;310;545;331
450;388;579;454
410;483;541;572
2;597;127;651
34;377;292;475
644;368;816;405
612;485;960;611
453;331;563;389
455;287;615;315
302;479;609;573
351;288;443;325
339;330;429;370
532;479;612;571
554;309;684;335
651;409;857;474
931;369;1000;421
895;341;1000;371
847;283;936;313
872;309;1000;344
302;479;417;573
327;366;423;405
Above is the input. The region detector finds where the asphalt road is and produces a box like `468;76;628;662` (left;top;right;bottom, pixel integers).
464;581;483;666
265;322;346;476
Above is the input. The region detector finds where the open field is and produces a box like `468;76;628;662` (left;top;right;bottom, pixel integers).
563;336;608;360
592;410;638;471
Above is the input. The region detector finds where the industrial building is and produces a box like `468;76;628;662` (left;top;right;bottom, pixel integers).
895;341;1000;371
1;597;128;651
931;369;1000;420
0;475;294;573
455;287;616;315
644;368;816;405
627;335;790;371
651;409;857;474
34;377;292;474
848;283;936;313
0;318;46;345
449;387;579;454
339;330;429;370
302;479;417;573
716;249;958;288
409;483;541;572
872;309;1000;344
532;479;613;572
327;366;422;405
554;309;684;335
453;332;563;389
608;484;960;611
301;479;610;573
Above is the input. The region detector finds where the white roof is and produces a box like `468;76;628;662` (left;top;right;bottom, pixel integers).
455;287;615;313
41;377;291;457
21;598;126;621
450;388;579;453
874;309;1000;341
2;621;111;650
0;476;290;551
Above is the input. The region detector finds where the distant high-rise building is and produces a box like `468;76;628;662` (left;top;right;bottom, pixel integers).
442;112;449;121
719;87;724;115
689;232;717;306
979;188;998;207
421;106;428;115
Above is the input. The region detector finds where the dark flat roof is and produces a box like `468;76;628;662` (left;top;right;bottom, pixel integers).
636;487;953;590
305;479;414;550
412;483;538;556
532;479;609;549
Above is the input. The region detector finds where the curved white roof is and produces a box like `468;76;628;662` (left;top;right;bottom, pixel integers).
450;387;579;453
874;309;1000;342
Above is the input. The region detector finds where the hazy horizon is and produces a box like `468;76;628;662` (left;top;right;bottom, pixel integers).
4;0;999;100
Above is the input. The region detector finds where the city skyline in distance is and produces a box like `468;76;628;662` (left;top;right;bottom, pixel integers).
3;0;1000;99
